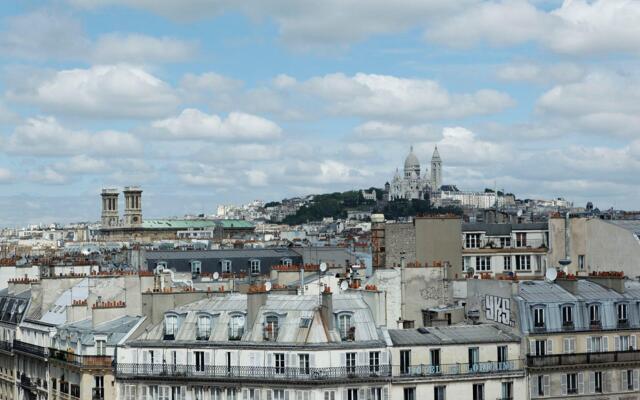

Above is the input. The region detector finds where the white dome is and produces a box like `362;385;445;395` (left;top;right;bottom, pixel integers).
404;146;420;171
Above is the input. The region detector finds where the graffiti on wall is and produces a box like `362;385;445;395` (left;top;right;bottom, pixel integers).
484;294;512;326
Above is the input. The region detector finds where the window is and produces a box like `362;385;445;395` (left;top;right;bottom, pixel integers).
369;388;382;400
338;314;354;341
500;237;511;248
534;307;545;328
515;232;527;247
497;345;508;365
96;339;106;356
296;391;312;400
195;351;205;373
566;373;578;394
273;390;287;400
465;233;480;248
536;375;548;397
220;260;231;273
468;347;479;370
345;352;356;374
434;386;445;400
617;303;628;324
264;315;279;341
472;383;484;400
197;316;211;340
534;340;547;356
400;350;411;375
324;391;336;400
159;386;170;400
346;389;358;400
463;257;471;272
191;261;202;274
515;255;531;271
578;255;585;270
475;256;491;272
503;256;511;271
501;382;513;400
274;353;285;374
623;369;635;391
430;349;441;372
226;388;238;400
563;337;576;354
594;371;603;393
249;260;261;275
618;335;636;351
124;385;136;400
299;354;310;374
403;388;416;400
369;351;380;373
164;315;178;340
281;258;292;266
589;304;601;326
228;315;244;340
562;305;573;327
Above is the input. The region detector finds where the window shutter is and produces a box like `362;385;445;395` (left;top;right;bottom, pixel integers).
295;391;301;400
563;338;569;354
615;336;621;351
546;339;553;355
632;335;637;350
605;371;612;393
622;370;628;390
383;387;389;400
586;337;592;353
589;371;595;393
309;353;315;368
358;351;366;366
529;340;535;355
204;352;210;367
544;375;550;396
561;374;567;395
531;376;539;398
342;389;348;400
578;372;584;394
603;336;609;352
341;353;346;367
267;353;273;368
187;351;192;366
289;353;297;369
634;370;640;390
381;351;388;366
285;390;289;400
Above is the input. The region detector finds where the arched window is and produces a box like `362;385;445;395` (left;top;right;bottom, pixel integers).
337;313;354;341
264;315;279;341
197;315;211;340
164;315;178;340
281;258;293;267
228;314;245;340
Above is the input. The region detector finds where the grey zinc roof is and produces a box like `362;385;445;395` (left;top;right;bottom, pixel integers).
57;315;143;346
41;278;90;325
517;280;576;303
147;248;301;260
389;324;520;346
607;220;640;236
462;222;548;235
624;280;640;298
575;279;624;300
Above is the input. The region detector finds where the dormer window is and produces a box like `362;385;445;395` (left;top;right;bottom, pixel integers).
281;258;292;267
228;314;244;340
220;260;232;273
250;260;261;275
561;305;574;328
617;303;629;326
533;307;545;329
164;315;178;340
197;316;211;340
190;261;202;275
264;315;279;341
589;304;601;327
338;313;355;341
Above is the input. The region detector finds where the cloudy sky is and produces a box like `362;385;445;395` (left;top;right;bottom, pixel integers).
1;0;639;225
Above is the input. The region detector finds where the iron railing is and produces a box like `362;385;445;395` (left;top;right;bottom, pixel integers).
393;360;523;378
49;348;113;368
527;350;640;368
464;239;546;250
13;340;48;359
116;363;391;381
92;387;105;400
0;340;12;353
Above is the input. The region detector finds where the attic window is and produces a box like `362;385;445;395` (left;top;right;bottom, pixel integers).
191;261;202;275
281;258;293;267
338;313;355;341
250;260;261;275
228;314;244;340
197;316;211;340
264;315;279;341
299;318;312;328
164;315;178;340
220;260;232;273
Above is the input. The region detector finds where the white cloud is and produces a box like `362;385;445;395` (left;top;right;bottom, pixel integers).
28;167;69;185
354;121;441;141
496;62;585;84
0;168;13;183
151;108;282;141
246;170;268;187
52;155;108;174
8;65;179;119
536;72;640;137
416;127;511;166
4;116;142;156
92;33;198;63
300;73;513;121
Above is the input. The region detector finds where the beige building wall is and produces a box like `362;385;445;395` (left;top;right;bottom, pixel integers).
415;216;462;272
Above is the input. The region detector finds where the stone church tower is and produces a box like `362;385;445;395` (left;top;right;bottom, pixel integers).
430;145;442;190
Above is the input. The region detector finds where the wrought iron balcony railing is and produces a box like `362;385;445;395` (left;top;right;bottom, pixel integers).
393;360;523;379
13;340;48;359
527;349;640;368
0;340;12;353
116;363;391;381
49;348;113;368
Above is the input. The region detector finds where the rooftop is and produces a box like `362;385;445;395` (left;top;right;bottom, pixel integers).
389;324;520;346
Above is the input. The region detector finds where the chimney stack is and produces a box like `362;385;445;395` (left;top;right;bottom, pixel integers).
320;288;334;331
247;288;268;332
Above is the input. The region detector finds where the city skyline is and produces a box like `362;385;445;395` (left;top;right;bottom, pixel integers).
1;0;640;225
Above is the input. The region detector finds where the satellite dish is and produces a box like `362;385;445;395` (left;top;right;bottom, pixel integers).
340;281;349;291
213;272;220;280
319;262;327;273
545;267;557;282
265;281;272;292
517;209;523;217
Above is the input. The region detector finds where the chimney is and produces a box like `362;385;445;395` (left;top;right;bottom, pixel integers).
320;289;334;331
246;288;268;331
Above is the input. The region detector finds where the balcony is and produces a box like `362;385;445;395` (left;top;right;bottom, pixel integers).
394;360;523;379
49;348;113;369
0;340;12;354
527;350;640;368
92;387;105;400
116;363;391;383
463;239;547;253
13;340;48;359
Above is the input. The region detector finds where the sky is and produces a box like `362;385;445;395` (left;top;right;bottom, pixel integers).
1;0;640;226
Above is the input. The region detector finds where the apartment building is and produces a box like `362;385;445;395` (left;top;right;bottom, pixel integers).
389;324;526;400
462;223;549;277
